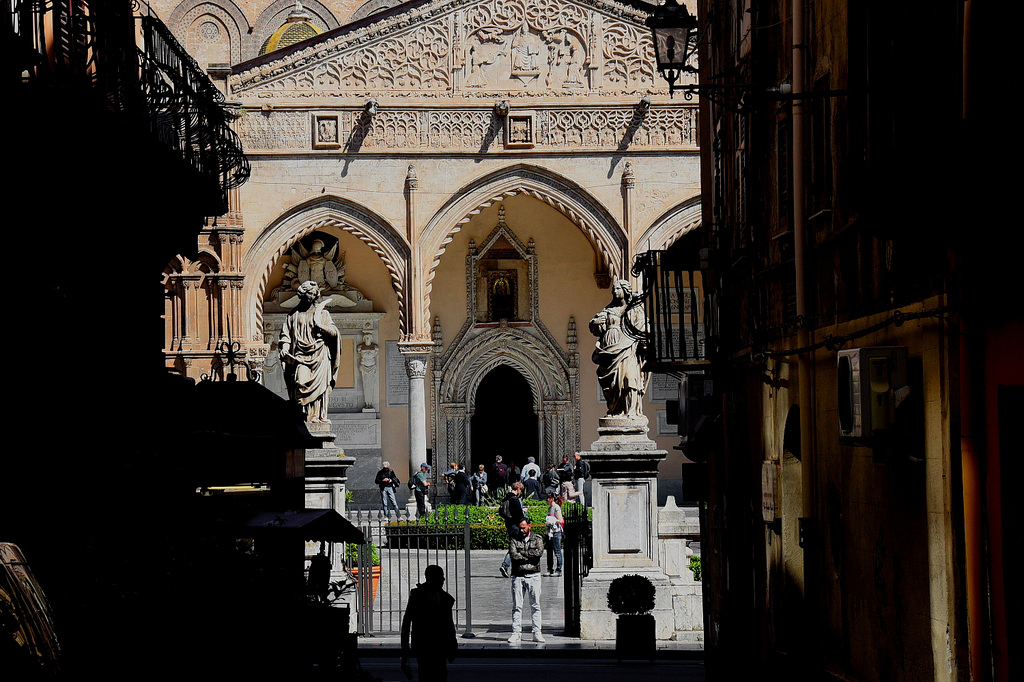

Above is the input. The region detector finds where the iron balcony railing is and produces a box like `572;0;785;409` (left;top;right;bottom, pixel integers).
630;249;711;368
10;0;249;212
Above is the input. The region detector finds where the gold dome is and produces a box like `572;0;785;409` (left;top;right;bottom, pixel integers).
259;1;322;55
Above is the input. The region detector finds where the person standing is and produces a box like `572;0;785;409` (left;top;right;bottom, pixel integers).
472;464;488;505
544;493;564;576
412;463;431;517
401;565;458;681
557;455;574;484
499;482;526;577
508;518;545;644
523;469;543;501
451;463;473;505
520;456;541;482
572;452;590;507
542;464;561;496
491;455;508;489
375;461;401;515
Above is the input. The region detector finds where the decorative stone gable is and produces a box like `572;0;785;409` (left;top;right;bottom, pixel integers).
230;0;660;98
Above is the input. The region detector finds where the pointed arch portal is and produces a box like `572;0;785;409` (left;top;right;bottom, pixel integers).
469;365;539;473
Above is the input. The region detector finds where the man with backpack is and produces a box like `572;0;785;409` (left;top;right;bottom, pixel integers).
498;482;525;577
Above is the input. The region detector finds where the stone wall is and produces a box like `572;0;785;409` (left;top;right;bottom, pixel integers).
658;496;703;640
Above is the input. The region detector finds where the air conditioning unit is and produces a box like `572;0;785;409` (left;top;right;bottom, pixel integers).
837;346;909;439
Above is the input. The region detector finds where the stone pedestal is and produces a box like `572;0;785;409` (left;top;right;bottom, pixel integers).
579;416;674;640
304;448;356;583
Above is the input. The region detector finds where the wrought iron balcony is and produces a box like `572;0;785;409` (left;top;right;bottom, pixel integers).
10;0;249;213
630;249;712;369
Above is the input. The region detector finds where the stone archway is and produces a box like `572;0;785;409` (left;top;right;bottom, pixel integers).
433;324;578;479
242;194;410;345
469;365;539;473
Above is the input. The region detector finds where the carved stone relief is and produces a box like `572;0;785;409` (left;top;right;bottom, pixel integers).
229;0;660;98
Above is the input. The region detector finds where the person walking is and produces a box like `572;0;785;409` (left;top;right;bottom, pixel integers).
472;464;488;505
544;493;564;576
401;565;458;681
375;461;401;515
498;482;526;577
572;452;590;506
412;462;431;517
508;518;545;644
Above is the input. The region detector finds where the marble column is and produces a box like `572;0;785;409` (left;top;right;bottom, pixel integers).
399;342;432;509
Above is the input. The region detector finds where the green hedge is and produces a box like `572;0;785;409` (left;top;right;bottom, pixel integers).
383;502;591;550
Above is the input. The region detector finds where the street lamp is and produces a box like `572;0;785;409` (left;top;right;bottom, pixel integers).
646;0;699;98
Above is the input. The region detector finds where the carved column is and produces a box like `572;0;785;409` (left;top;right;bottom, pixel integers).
621;161;636;282
400;341;433;504
184;277;201;350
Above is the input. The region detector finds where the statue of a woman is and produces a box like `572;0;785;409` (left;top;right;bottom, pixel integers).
589;279;649;418
279;281;341;423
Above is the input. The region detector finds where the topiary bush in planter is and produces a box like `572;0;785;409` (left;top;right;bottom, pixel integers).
607;574;656;661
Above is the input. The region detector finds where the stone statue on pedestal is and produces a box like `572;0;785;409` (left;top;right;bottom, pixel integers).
358;331;380;410
589;279;649;418
279;280;341;423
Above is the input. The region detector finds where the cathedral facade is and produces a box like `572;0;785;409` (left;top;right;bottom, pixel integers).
155;0;702;501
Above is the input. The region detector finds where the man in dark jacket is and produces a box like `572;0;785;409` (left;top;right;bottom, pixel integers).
451;463;473;505
491;455;508;489
523;469;543;501
572;452;590;507
375;461;401;514
507;518;545;644
401;565;457;681
557;455;575;483
499;482;525;577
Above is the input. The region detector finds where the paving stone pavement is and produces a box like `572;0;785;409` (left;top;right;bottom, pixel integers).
353;549;703;657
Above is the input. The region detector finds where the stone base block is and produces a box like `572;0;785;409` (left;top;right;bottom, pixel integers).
579;567;675;640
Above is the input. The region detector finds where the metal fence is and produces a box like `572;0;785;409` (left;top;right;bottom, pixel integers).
347;508;472;636
562;503;593;636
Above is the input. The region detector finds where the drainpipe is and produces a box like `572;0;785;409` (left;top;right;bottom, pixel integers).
791;0;817;655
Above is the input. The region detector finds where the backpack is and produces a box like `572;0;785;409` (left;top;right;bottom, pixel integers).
498;497;513;520
445;472;457;492
578;459;591;479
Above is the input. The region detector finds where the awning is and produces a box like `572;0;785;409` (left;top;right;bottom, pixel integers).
238;508;364;543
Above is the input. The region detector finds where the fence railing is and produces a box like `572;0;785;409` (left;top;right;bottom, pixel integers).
347;508;472;636
562;503;593;636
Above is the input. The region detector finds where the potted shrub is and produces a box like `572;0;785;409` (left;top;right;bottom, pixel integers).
345;541;381;603
607;573;656;661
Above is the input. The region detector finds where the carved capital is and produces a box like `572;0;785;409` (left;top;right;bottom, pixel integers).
405;357;428;379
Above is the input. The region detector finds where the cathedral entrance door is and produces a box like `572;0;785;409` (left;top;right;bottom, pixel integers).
470;365;538;479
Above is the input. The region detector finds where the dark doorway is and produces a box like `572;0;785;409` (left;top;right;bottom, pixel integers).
470;365;538;477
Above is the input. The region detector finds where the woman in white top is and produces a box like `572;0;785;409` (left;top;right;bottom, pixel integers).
544;493;564;576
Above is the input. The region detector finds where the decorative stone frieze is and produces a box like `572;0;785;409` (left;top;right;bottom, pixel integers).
229;0;662;98
237;104;698;151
